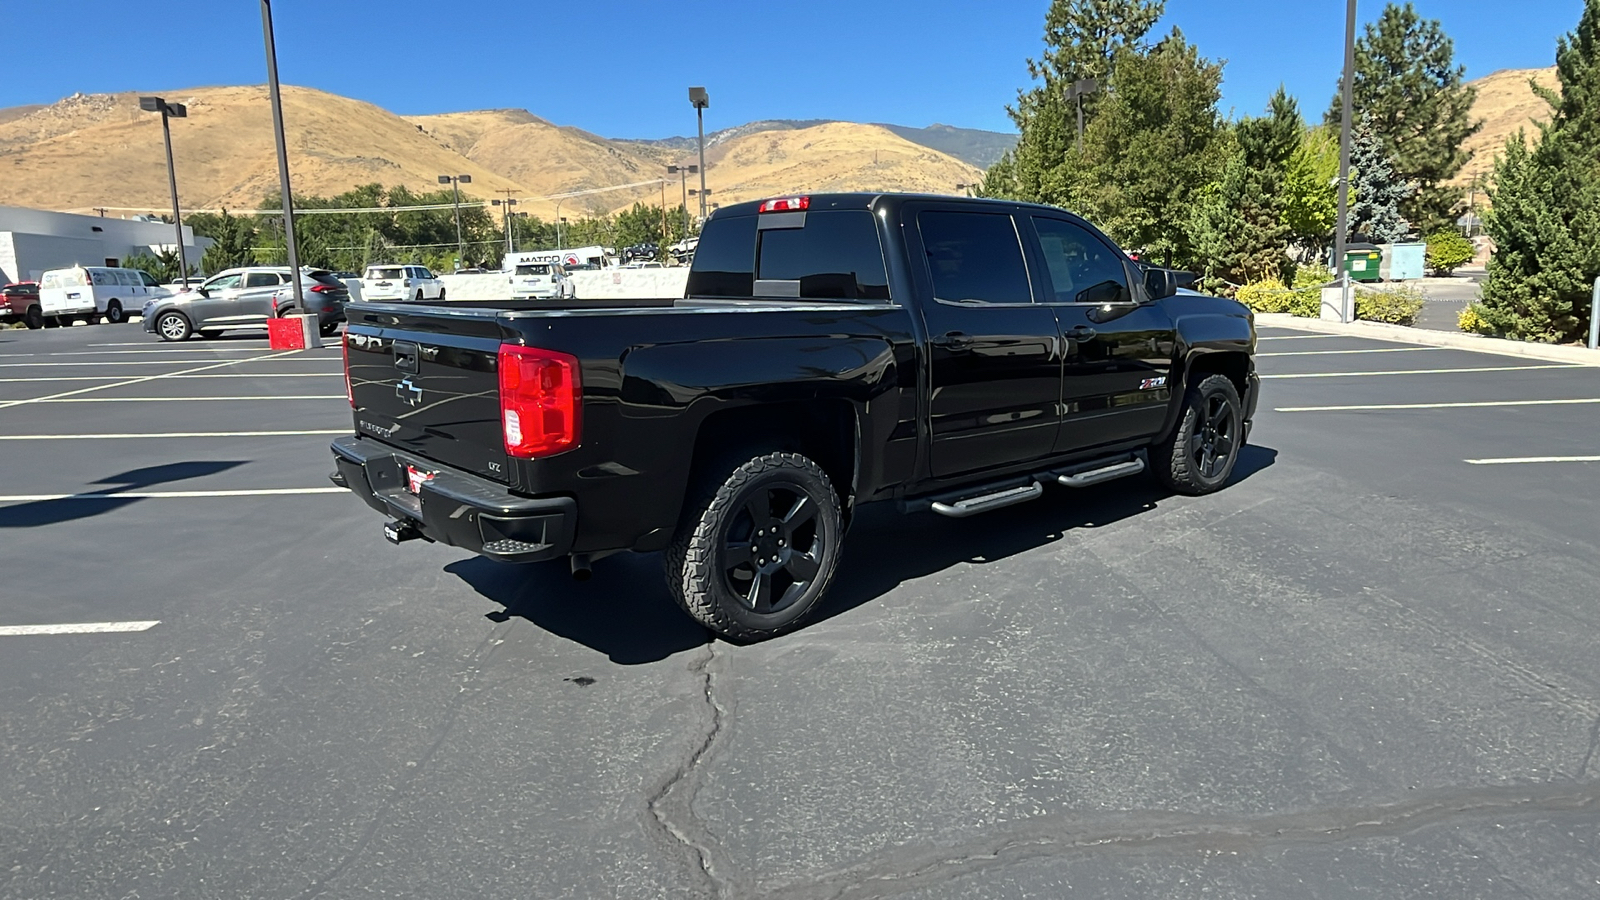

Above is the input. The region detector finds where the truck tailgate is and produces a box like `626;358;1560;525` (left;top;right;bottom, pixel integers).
346;306;510;483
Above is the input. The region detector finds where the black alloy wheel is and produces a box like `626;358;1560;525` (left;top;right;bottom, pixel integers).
666;451;843;642
1151;373;1242;495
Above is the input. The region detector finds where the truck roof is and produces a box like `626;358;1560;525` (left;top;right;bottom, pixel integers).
713;192;1089;221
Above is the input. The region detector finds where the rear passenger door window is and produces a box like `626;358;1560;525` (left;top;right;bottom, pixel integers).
918;211;1034;305
243;272;279;289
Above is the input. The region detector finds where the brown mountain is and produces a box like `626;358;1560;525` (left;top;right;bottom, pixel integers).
0;86;982;222
1456;67;1560;186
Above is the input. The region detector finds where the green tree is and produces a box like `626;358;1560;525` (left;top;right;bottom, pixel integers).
1348;116;1415;242
194;209;257;273
1424;229;1474;273
1282;126;1340;255
1072;29;1226;264
1325;2;1479;232
981;0;1167;202
121;247;190;283
1188;88;1303;285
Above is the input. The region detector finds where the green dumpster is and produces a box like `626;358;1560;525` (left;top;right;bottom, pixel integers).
1343;245;1383;283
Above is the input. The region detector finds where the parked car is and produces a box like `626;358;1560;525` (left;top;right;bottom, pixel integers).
142;266;346;341
38;265;171;325
1;281;43;329
361;264;444;302
509;262;575;300
269;271;352;336
330;192;1259;642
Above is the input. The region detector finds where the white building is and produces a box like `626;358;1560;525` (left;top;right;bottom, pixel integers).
0;206;211;284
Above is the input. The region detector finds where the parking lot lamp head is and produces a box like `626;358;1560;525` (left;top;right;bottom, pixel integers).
140;96;190;286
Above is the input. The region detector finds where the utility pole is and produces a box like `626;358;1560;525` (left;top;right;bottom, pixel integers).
260;0;302;311
1335;0;1358;294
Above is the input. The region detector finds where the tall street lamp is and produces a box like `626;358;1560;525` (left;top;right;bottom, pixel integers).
666;164;697;239
689;87;710;222
260;0;303;312
138;96;190;284
492;193;518;260
1062;78;1101;151
439;174;472;264
1334;0;1358;317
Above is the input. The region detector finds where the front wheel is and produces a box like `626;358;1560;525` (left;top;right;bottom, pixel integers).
155;311;192;342
665;452;843;642
1150;373;1243;495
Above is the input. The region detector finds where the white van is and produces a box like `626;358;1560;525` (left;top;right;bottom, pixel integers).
38;266;171;325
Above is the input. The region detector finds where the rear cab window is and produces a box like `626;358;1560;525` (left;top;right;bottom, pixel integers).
688;208;890;301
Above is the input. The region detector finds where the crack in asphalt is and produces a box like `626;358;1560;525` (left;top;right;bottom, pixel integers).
288;624;509;900
1580;712;1600;780
645;642;734;899
754;780;1600;900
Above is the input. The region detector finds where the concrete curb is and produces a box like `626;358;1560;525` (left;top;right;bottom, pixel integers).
1254;313;1600;368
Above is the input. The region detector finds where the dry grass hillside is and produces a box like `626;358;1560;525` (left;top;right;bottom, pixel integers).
0;86;539;215
0;86;983;221
1457;67;1560;186
698;122;983;208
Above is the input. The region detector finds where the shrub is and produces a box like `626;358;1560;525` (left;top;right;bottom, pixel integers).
1235;279;1294;314
1458;302;1496;334
1425;230;1474;274
1355;285;1426;325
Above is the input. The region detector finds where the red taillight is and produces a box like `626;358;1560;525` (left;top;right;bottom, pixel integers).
311;284;331;293
342;333;353;407
498;344;581;458
758;196;810;213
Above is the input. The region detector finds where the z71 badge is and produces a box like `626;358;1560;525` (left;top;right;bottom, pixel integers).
1139;376;1168;390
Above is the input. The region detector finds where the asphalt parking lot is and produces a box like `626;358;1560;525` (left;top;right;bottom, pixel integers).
2;319;1598;899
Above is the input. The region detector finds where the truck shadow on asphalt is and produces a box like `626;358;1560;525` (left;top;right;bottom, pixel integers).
0;461;246;529
447;445;1278;665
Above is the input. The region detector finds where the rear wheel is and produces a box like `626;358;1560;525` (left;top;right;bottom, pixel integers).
437;288;446;302
55;315;75;327
105;300;124;324
319;320;340;337
155;311;192;342
1150;373;1242;495
24;305;43;329
415;289;424;302
665;451;843;642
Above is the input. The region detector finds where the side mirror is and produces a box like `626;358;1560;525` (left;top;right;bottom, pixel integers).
195;288;210;298
1143;268;1177;301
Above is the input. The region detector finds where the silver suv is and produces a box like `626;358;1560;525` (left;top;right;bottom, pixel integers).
142;267;349;341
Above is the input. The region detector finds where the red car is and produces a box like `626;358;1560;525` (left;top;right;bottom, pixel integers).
1;281;43;329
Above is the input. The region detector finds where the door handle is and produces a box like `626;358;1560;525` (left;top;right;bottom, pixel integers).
1067;324;1098;340
933;331;975;351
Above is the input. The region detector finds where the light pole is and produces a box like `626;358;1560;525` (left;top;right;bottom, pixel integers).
260;0;302;312
510;211;528;253
439;174;472;264
690;188;712;221
554;197;566;253
138;96;190;284
689;87;710;222
491;193;518;260
666;164;697;240
1063;78;1101;151
1334;0;1358;310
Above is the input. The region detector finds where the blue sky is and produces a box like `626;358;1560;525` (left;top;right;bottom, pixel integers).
0;1;1583;137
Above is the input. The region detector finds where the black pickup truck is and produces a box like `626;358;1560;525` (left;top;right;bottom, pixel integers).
331;194;1258;641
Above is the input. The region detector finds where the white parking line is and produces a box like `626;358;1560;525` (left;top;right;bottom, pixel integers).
1263;364;1586;379
0;429;346;440
0;621;161;637
1464;455;1600;465
1276;398;1600;412
38;395;344;403
1257;347;1441;357
1256;333;1353;340
0;351;311;410
46;348;277;356
3;373;341;383
0;488;346;501
0;358;337;368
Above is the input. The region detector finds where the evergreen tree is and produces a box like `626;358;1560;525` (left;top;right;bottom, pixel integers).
982;0;1166;202
195;209;256;273
1348;116;1415;243
1188;89;1303;285
1073;29;1226;264
1479;0;1600;343
1325;3;1478;232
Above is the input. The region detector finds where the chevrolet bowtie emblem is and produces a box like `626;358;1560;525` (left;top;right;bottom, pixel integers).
396;377;422;406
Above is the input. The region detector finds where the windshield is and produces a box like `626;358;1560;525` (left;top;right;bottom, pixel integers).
514;264;552;276
368;267;404;280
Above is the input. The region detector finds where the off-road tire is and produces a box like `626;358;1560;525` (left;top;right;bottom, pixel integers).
1151;373;1243;496
664;451;843;642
